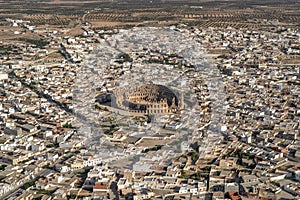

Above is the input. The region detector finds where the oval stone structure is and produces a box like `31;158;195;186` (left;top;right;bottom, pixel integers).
127;84;180;114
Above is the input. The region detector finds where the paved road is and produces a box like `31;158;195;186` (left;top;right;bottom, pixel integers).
1;169;53;200
245;141;299;163
110;180;119;200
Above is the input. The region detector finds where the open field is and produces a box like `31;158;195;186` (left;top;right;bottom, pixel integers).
0;0;299;29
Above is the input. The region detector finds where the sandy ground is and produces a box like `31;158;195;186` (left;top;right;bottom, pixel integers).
136;138;171;147
90;21;138;27
47;0;107;4
0;26;40;42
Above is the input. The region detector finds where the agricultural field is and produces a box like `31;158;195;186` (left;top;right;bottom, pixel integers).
0;0;298;29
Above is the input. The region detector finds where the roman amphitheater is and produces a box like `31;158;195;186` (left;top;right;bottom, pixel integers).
113;84;184;115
